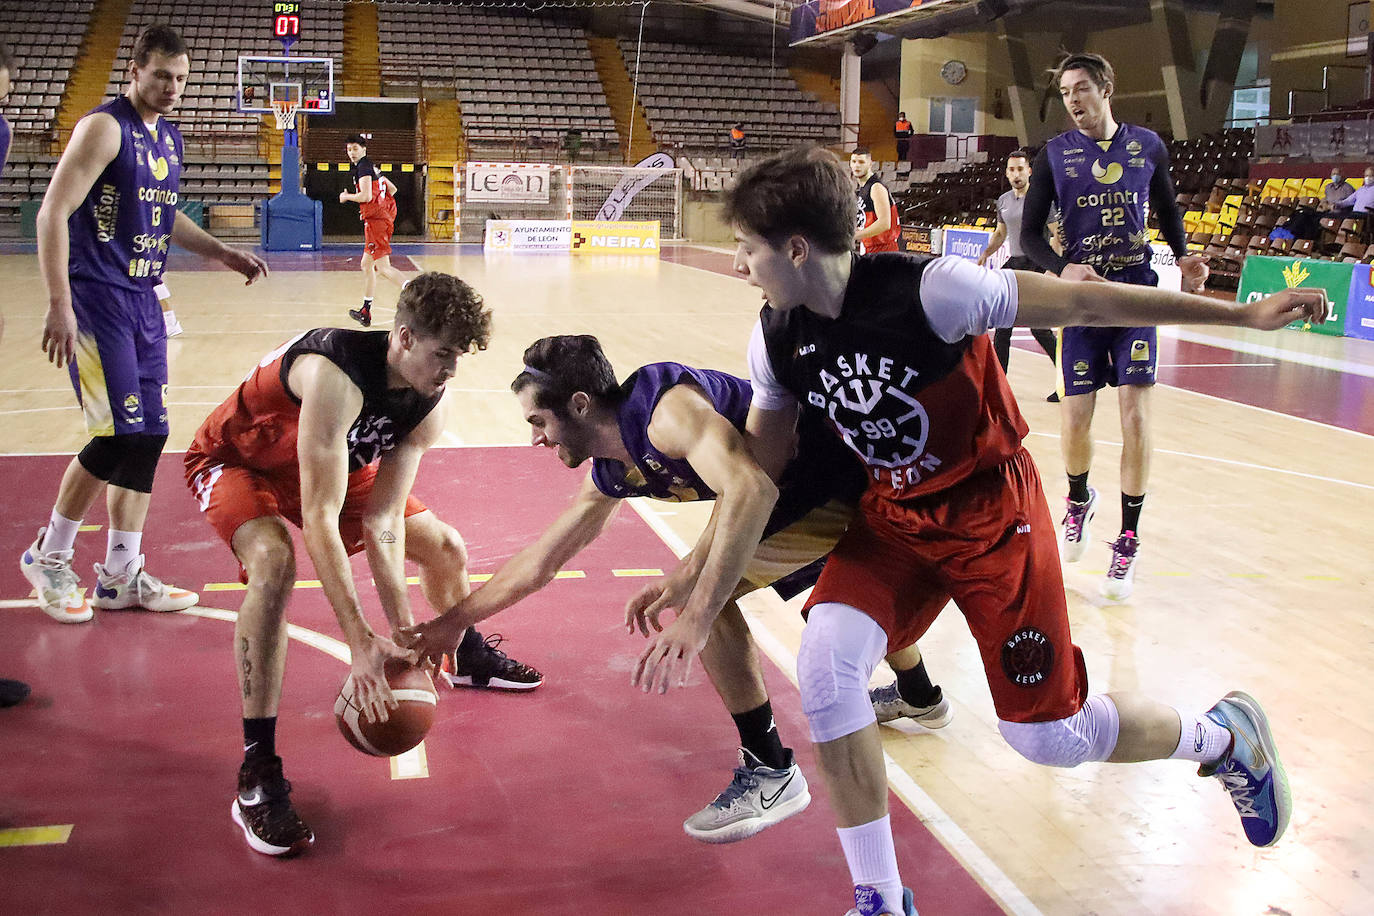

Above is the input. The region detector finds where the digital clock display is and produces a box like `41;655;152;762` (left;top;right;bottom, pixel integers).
273;1;302;42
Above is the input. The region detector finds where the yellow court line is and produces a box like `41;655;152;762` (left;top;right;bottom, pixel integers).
0;825;73;847
78;524;102;532
203;571;590;592
611;568;664;577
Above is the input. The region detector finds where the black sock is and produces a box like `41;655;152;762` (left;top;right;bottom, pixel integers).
1068;471;1091;503
243;717;277;762
1121;493;1145;535
732;701;789;770
361;297;373;313
895;659;940;708
456;626;484;656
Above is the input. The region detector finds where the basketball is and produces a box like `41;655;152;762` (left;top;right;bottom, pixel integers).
333;659;437;757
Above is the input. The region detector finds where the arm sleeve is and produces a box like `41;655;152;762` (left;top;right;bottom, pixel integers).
1021;149;1068;273
920;256;1020;342
1148;145;1189;260
746;319;797;411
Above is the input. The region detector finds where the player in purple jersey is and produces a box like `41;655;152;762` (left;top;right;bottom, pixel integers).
21;26;268;624
1021;52;1210;601
402;335;950;845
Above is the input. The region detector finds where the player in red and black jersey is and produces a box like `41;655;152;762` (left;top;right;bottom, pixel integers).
851;148;900;254
632;147;1324;915
185;273;541;858
341;134;407;327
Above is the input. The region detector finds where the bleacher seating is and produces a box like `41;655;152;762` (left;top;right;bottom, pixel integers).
3;0;92;137
377;6;618;150
620;39;836;151
105;0;344;137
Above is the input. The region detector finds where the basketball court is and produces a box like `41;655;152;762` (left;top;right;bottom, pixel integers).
1;242;1372;915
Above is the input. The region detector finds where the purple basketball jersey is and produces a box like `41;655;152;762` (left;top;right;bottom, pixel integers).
68;96;183;291
1044;123;1166;276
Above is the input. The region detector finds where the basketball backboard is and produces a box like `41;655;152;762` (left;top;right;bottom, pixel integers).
237;55;334;116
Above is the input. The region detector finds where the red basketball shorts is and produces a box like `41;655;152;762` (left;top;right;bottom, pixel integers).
363;217;394;259
804;448;1088;723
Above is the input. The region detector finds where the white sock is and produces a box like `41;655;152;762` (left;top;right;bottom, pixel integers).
837;815;903;913
105;529;143;574
1170;710;1233;764
40;511;82;554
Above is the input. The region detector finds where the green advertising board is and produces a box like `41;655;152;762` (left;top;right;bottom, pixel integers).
1236;255;1349;337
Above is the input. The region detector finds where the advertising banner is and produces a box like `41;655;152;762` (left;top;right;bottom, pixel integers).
899;225;935;255
1237;255;1351;337
1341;261;1374;341
595;153;676;221
790;0;948;44
467;162;552;204
483;219;571;252
571;220;661;255
941;227;991;262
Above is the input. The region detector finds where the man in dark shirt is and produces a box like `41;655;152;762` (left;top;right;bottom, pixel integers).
341;134;406;327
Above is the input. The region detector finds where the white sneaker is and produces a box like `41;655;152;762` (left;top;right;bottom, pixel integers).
682;748;810;844
92;555;198;612
1100;532;1140;601
163;310;184;338
1059;487;1097;562
20;529;93;624
870;683;952;728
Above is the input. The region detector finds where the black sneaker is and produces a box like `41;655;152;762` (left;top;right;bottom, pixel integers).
443;631;543;691
231;755;314;857
348;307;372;327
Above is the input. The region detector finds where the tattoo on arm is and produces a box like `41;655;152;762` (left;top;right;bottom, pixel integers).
379;530;396;544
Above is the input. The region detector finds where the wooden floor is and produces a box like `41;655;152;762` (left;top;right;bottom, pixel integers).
1;244;1371;915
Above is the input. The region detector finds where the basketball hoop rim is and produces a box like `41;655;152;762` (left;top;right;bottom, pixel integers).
271;100;300;131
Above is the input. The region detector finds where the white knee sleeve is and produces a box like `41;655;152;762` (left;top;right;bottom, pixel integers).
797;602;888;744
998;694;1120;768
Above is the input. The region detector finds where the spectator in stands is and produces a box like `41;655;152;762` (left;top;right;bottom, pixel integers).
1323;167;1356;210
729;123;746;160
1331;166;1374;214
893;111;913;162
563;128;582;163
0;39;31;710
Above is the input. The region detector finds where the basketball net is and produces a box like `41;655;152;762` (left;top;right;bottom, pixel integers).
271;99;299;132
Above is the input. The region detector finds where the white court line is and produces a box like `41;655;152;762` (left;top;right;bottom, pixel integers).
1024;429;1374;491
624;497;1043;916
1165;327;1374;378
439;430;465;447
1156;362;1275;368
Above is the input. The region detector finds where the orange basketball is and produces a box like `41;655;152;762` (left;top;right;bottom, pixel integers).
334;659;437;757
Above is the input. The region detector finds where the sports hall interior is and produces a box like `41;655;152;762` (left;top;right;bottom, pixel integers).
1;1;1371;915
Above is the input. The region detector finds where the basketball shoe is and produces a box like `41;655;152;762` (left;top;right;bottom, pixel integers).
442;631;543;690
1101;532;1140;601
348;306;372;327
869;683;953;728
232;755;314;857
1059;487;1097;562
0;678;31;707
683;747;810;844
1199;691;1291;848
20;529;92;623
845;885;917;916
92;556;198;612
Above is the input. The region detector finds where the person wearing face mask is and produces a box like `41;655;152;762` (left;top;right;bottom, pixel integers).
1323;167;1356;210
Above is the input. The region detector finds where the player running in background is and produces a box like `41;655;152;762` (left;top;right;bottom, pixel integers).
1020;52;1210;600
851;148;900;254
185;273;543;857
22;25;268;624
402;336;950;845
340;134;406;327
